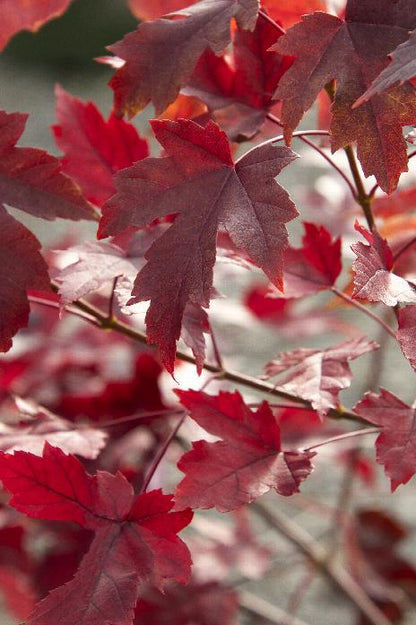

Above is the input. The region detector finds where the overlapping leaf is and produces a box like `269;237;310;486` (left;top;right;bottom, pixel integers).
108;0;260;117
184;15;292;139
0;444;192;625
264;337;378;416
53;86;149;207
277;222;341;297
355;29;416;106
352;222;416;306
0;110;94;220
127;0;195;21
0;206;50;352
354;388;416;490
0;0;71;51
174;390;315;511
261;0;326;28
273;0;416;193
99;119;298;371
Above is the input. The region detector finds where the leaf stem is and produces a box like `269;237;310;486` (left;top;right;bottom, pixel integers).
252;503;394;625
343;146;374;229
237;129;331;162
393;234;416;263
107;276;118;322
258;8;286;36
266;114;356;197
332;286;396;339
304;427;380;452
240;590;313;625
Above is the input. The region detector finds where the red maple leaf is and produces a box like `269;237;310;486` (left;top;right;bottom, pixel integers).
263;337;378;416
352;222;416;306
0;207;50;352
0;444;192;625
355;29;416;107
0;110;94;221
273;0;416;193
174;390;315;512
52;86;149;207
354;388;416;490
278;221;342;297
108;0;260;117
184;14;293;140
99;119;298;372
0;0;71;51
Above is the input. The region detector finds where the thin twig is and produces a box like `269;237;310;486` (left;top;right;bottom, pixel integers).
332;286;397;339
266;113;356;197
393;235;416;263
140;411;187;493
240;590;313;625
237;129;331;162
93;408;185;429
253;503;393;625
304;427;380;452
107;276;119;322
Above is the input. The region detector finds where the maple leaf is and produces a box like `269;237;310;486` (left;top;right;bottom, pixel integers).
183;15;293;140
396;305;416;371
0;0;71;51
134;581;239;625
352;222;416;306
0;397;107;458
263;337;378;416
261;0;326;28
52;86;149;207
108;0;260;117
278;221;342;297
0;206;50;353
273;1;416;193
0;110;95;221
0;444;192;625
355;29;416;107
174;390;315;512
99;119;298;372
354;388;416;490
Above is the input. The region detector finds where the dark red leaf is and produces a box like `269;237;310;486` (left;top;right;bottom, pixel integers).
273;1;416;193
0;110;95;221
354;388;416;490
263;337;378;416
174;390;315;511
0;0;71;51
0;206;50;353
53;86;149;207
99;119;298;372
355;29;416;107
108;0;260;117
0;445;192;625
352;222;416;305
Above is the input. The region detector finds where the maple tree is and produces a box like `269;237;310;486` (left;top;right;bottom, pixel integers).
0;0;416;624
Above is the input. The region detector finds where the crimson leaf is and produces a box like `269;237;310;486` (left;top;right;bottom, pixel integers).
263;337;378;416
174;390;315;512
273;0;416;193
108;0;260;117
354;388;416;490
53;86;149;207
397;305;416;371
99;118;298;372
0;444;192;625
0;206;50;352
0;110;95;221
